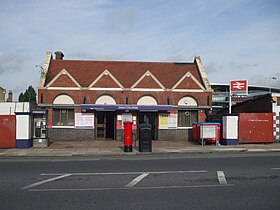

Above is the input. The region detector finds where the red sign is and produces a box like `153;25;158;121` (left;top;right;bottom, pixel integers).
230;80;248;95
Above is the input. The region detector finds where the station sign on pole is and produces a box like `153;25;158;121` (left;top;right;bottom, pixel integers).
230;80;248;95
229;80;248;113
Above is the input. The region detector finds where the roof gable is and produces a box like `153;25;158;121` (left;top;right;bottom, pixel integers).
46;69;81;89
88;69;124;90
131;70;165;90
172;71;205;90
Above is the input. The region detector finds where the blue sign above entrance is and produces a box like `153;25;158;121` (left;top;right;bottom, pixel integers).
81;104;173;111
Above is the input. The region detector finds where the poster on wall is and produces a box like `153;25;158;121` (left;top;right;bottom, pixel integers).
159;114;168;129
116;113;137;129
159;113;177;129
122;113;132;122
75;113;94;129
168;114;177;128
116;115;122;129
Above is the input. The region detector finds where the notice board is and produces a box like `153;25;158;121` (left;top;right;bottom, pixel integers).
200;125;217;139
75;113;94;129
159;113;177;129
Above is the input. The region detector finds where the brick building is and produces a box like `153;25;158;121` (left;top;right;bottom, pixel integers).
38;51;212;141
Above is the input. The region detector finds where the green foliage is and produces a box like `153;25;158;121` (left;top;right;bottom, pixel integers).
18;85;37;103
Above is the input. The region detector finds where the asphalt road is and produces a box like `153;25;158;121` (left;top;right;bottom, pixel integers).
1;153;280;210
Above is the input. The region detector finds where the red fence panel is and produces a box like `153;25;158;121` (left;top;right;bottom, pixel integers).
0;115;16;148
239;113;273;143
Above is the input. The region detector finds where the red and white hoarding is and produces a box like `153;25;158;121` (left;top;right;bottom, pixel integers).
230;80;248;95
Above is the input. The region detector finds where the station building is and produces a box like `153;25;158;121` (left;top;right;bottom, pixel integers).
38;51;212;141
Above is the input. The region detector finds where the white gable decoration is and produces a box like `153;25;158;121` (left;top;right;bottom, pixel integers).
46;69;82;89
172;71;205;91
131;70;165;91
89;69;124;90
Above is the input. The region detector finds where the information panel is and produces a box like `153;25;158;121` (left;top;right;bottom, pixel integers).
75;113;94;129
159;113;177;129
200;125;217;138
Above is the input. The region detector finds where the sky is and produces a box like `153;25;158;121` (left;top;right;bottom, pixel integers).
0;0;280;101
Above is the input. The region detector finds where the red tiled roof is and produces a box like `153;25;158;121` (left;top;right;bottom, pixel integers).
47;60;203;89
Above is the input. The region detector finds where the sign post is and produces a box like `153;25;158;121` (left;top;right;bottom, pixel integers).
229;80;248;114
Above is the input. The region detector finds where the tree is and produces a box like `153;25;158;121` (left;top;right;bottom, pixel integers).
18;93;24;102
18;85;37;103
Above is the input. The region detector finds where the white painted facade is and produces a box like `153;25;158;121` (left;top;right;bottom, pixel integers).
0;102;31;115
16;114;31;140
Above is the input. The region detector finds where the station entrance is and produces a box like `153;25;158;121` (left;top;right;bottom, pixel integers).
96;112;115;140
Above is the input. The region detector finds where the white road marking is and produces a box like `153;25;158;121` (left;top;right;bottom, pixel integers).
28;184;234;192
125;173;149;188
248;149;267;152
41;173;65;176
41;170;207;176
20;174;72;190
270;149;280;151
50;159;100;162
217;171;227;185
271;168;280;170
149;170;207;174
23;170;207;191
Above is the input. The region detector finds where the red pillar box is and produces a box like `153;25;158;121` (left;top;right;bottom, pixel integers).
123;121;133;152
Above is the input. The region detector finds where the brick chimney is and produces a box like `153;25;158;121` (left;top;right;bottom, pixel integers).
6;90;13;102
55;51;64;60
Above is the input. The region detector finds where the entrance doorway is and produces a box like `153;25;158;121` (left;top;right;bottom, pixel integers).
138;112;157;140
96;112;115;140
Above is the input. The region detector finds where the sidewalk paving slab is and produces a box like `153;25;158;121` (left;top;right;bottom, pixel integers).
0;141;280;157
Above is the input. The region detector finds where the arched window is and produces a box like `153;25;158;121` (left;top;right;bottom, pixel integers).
178;96;198;128
53;94;74;126
95;95;116;105
53;94;74;104
178;96;197;106
137;96;157;105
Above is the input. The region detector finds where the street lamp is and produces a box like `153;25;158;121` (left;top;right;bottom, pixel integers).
269;76;278;93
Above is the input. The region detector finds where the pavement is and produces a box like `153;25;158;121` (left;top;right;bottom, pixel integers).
1;140;280;157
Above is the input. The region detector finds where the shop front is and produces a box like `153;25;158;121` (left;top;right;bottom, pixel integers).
43;99;210;142
81;104;172;141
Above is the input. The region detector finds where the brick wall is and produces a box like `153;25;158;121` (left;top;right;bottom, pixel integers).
48;128;95;141
158;128;193;141
48;127;194;141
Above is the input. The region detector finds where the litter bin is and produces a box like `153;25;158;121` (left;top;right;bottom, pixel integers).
192;122;200;141
139;123;152;152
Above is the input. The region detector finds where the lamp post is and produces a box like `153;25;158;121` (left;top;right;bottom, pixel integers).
269;76;277;93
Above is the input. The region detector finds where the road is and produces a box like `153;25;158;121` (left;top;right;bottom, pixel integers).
1;153;280;210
